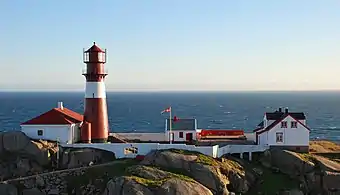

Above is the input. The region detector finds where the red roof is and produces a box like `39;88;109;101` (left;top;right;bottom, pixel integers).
256;114;310;135
86;42;104;52
21;107;83;125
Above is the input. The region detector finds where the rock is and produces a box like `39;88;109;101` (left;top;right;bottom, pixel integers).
102;177;154;195
62;148;116;169
140;150;231;194
155;178;213;195
126;165;171;180
22;188;45;195
278;189;304;195
260;149;314;177
0;184;18;195
2;131;30;152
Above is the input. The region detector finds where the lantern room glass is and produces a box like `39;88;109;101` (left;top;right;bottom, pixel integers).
83;51;106;63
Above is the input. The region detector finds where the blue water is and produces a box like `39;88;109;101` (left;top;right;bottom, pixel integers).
0;91;340;141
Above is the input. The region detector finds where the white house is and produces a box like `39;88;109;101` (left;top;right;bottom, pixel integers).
165;117;198;143
253;107;310;152
20;102;83;144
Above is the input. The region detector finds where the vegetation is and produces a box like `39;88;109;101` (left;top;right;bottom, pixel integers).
66;158;139;193
245;165;300;195
309;140;340;153
165;149;219;166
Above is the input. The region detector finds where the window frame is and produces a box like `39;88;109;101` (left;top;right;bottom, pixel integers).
276;132;283;143
179;132;184;138
281;121;287;128
291;121;298;128
37;129;43;136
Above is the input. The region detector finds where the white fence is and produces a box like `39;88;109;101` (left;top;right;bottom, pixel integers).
61;142;268;159
218;145;269;158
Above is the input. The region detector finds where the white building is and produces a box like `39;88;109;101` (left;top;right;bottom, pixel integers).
20;102;83;144
165;118;198;143
253;107;310;152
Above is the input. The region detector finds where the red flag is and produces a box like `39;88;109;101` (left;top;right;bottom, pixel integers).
161;107;171;114
173;116;180;122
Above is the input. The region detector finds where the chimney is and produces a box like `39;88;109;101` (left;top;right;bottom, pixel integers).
58;102;64;110
285;107;288;114
278;107;282;112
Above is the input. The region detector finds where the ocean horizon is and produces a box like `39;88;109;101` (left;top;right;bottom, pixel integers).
0;91;340;142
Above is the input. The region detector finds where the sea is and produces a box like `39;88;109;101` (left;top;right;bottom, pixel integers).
0;91;339;142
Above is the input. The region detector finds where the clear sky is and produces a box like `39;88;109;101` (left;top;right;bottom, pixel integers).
1;0;340;91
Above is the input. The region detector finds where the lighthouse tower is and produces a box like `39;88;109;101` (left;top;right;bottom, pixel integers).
81;42;109;143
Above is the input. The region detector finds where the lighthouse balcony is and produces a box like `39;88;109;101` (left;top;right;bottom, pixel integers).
82;68;108;75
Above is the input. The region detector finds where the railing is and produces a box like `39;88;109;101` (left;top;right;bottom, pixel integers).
82;68;108;75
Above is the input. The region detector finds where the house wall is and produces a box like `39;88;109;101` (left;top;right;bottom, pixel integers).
61;143;220;158
218;144;269;157
21;124;72;143
244;133;256;142
257;116;309;147
111;133;166;142
72;123;81;143
267;116;309;146
166;130;198;142
61;142;269;159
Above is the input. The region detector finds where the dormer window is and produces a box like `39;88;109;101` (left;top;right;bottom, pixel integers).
281;121;287;128
291;121;297;128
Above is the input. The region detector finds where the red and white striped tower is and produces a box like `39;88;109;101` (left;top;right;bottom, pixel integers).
82;42;109;143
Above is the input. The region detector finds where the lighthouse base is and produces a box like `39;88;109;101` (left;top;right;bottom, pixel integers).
91;138;107;143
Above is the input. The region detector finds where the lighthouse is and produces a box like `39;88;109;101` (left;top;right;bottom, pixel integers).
81;42;109;143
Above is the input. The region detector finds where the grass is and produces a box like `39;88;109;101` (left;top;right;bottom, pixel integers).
165;149;219;166
65;159;139;194
245;165;300;195
310;140;340;153
221;158;245;176
65;156;197;193
297;153;315;163
127;166;196;188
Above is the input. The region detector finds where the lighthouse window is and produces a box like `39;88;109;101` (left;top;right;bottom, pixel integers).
37;130;43;136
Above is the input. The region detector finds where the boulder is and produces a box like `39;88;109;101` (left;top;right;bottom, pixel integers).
0;184;17;195
61;148;116;169
102;177;154;195
2;131;30;152
22;188;45;195
155;178;213;195
140;150;242;194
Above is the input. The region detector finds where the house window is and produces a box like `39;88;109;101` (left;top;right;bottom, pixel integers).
281;121;287;128
276;132;283;143
179;132;183;138
37;130;43;136
291;121;297;128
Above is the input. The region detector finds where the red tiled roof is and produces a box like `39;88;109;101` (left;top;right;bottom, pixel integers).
256;114;310;135
21;107;83;125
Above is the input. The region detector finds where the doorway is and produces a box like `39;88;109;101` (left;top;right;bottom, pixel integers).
186;133;193;141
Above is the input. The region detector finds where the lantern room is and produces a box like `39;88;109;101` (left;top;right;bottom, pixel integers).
83;42;107;63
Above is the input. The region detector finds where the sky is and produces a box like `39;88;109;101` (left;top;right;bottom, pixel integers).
1;0;340;92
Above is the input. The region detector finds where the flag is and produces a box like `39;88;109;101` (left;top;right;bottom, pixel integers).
161;107;171;114
173;116;180;122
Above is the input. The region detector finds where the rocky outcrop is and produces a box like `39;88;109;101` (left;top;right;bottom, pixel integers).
102;165;214;195
140;149;258;195
0;131;58;180
61;147;116;169
260;148;340;194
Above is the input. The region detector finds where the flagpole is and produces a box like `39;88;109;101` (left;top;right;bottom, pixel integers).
169;107;172;144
